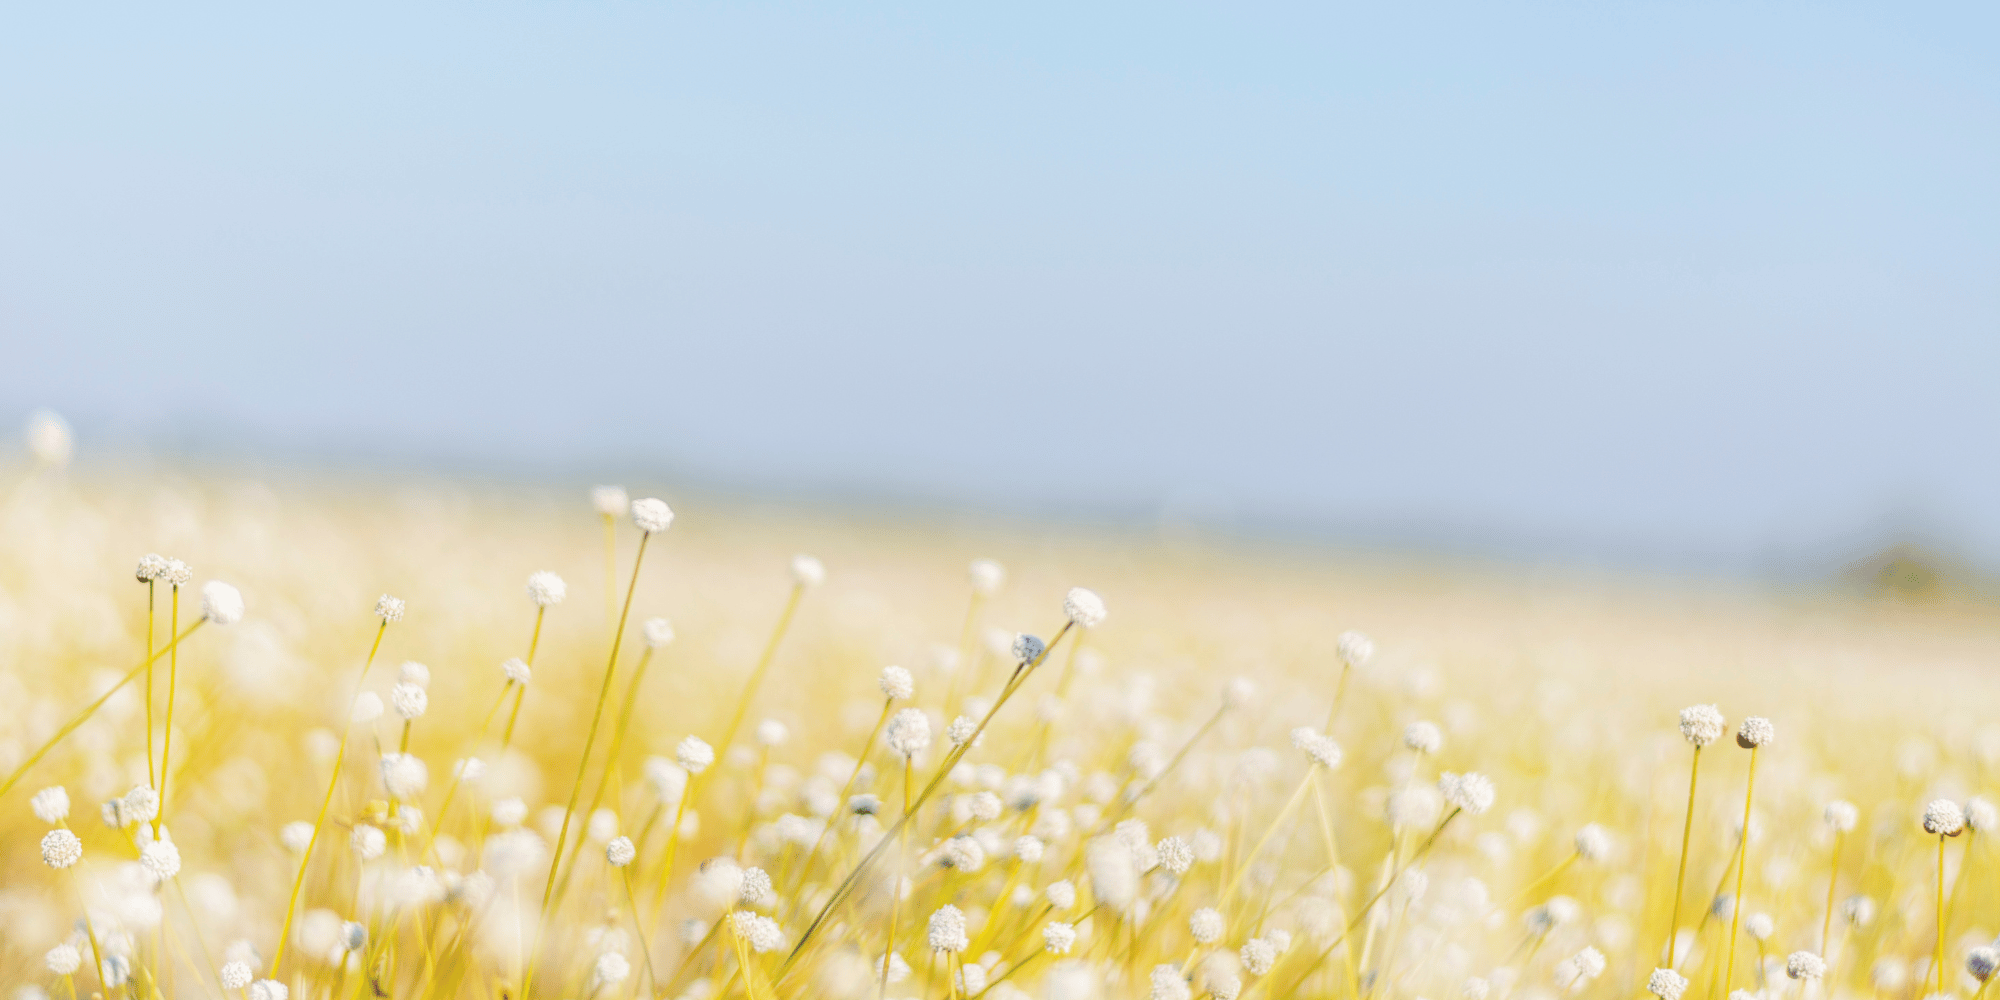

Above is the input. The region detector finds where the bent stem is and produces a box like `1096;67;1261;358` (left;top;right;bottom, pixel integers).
272;619;389;975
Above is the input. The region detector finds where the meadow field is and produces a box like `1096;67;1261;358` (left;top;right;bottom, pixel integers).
4;467;1999;1000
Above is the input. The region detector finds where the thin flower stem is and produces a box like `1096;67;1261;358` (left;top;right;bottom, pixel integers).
714;583;805;760
784;699;893;906
1282;808;1462;998
879;759;913;1000
0;620;206;802
1938;834;1950;996
622;868;659;994
1724;746;1758;991
1323;662;1352;734
552;647;660;909
1667;744;1703;969
145;579;156;789
272;619;388;976
154;584;180;837
1822;831;1843;954
1220;767;1317;909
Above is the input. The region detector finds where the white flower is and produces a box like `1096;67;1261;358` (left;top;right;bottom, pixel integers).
249;980;289;1000
1970;947;2000;983
1439;772;1495;815
1745;912;1774;941
1736;716;1775;749
593;953;630;986
1404;721;1442;754
1336;630;1374;666
399;661;431;687
141;838;182;882
1575;823;1611;862
163;559;193;587
607;836;637;867
136;554;169;583
1647;968;1688;1000
1012;633;1046;665
1462;978;1490;1000
880;666;914;700
351;824;387;861
41;828;82;868
31;786;69;824
928;905;969;953
1240;938;1277;976
1560;947;1607;985
492;798;529;827
1157;836;1194;875
1045;880;1077;910
1190;907;1224;943
790;554;825;588
502;658;532;684
643;618;675;648
1291;727;1343;769
220;962;253;989
1786;951;1827;980
526;572;567;607
45;944;81;975
280;821;314;852
948;715;980;747
676;736;716;774
756;719;789;747
1014;835;1045;864
1842;894;1876;926
201;581;245;625
25;409;71;465
390;682;428;720
970;559;1005;595
123;784;160;823
380;754;428;800
1149;964;1191;1000
592;485;629;516
1824;800;1859;832
1223;677;1257;708
731;911;784;952
375;595;405;623
352;692;384;724
1044;922;1076;954
1679;705;1725;746
1970;797;2000;832
887;709;932;759
630;498;675;533
1925;799;1966;836
1063;588;1107;628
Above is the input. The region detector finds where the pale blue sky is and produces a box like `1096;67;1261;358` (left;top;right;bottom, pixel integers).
3;3;1996;571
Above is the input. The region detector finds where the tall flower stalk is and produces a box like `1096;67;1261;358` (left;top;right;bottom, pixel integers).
1667;705;1724;969
1723;717;1773;991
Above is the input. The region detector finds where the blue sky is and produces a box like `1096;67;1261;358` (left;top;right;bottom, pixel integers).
3;3;1996;571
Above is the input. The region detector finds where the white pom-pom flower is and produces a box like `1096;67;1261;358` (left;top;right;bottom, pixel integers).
887;709;932;759
163;559;194;587
41;829;83;868
220;962;252;989
607;836;637;867
1824;800;1859;832
676;736;715;774
351;824;387;861
1291;727;1343;769
390;682;428;720
1647;968;1688;1000
46;943;82;975
630;498;675;533
375;595;405;623
249;981;288;1000
526;572;567;607
1063;588;1107;628
1012;634;1046;665
592;485;629;516
970;559;1005;595
1924;799;1966;836
31;786;69;824
790;555;825;588
643;618;675;649
1044;921;1076;954
201;581;245;625
880;666;914;700
927;905;969;953
1786;951;1826;980
141;837;182;882
136;554;169;583
1440;772;1496;815
1574;823;1611;862
502;658;531;684
1736;716;1775;749
1404;721;1442;754
1336;630;1374;666
1240;938;1277;976
399;661;430;688
1679;705;1725;747
1190;907;1224;943
1969;947;2000;983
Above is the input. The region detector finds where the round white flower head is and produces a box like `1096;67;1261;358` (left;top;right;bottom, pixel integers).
731;912;785;953
642;617;675;649
1575;823;1611;862
502;658;532;684
630;498;675;533
1745;912;1774;941
1439;772;1496;815
1924;799;1966;836
1291;727;1343;769
351;824;387;861
399;661;431;688
32;786;69;824
1463;977;1491;1000
1404;721;1442;754
456;757;486;783
163;559;194;588
280;820;314;852
592;485;629;516
1336;630;1375;666
492;798;529;827
1786;951;1827;980
1150;964;1192;1000
948;715;979;747
887;708;932;759
390;682;428;720
1842;894;1876;926
756;719;789;747
1046;879;1077;910
1012;633;1046;665
1824;800;1859;832
676;736;716;774
1969;797;2000;832
970;559;1005;595
593;953;630;986
1157;836;1194;875
1211;974;1243;1000
1265;929;1292;953
28;410;75;465
739;865;774;905
928;905;969;953
790;554;825;588
1223;676;1257;708
1736;716;1775;749
1240;938;1278;976
220;962;253;990
1044;921;1076;954
380;753;428;800
526;572;567;608
1190;907;1225;943
47;943;82;975
1647;968;1689;1000
41;828;82;868
352;692;384;723
201;581;245;625
375;595;405;623
880;665;914;700
123;784;160;823
606;836;637;867
249;981;288;1000
1969;947;2000;983
136;554;169;583
141;838;182;881
1063;588;1107;628
1013;834;1045;864
1563;947;1607;984
1679;705;1725;746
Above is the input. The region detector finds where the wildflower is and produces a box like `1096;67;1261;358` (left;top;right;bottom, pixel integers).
1440;772;1496;814
1842;894;1876;926
502;658;531;684
493;798;528;826
163;559;193;587
220;962;252;989
1824;800;1859;832
1647;968;1689;1000
677;736;716;774
593;953;630;986
876;953;911;984
733;912;784;952
1786;951;1827;980
790;554;825;588
1971;948;2000;983
1575;823;1611;861
970;559;1005;595
1560;947;1607;985
630;498;674;533
1190;907;1224;943
351;824;387;861
969;791;1002;821
928;905;970;953
879;665;914;700
1291;727;1343;769
740;866;773;905
592;485;628;516
399;661;431;687
1064;588;1107;628
140;838;182;882
1046;880;1077;910
643;617;675;648
46;944;81;975
1012;633;1046;665
948;715;980;746
940;836;985;871
1924;799;1966;836
1150;964;1192;1000
31;786;69;824
1210;975;1243;1000
41;829;82;868
280;821;314;852
1241;938;1277;975
1223;676;1257;708
756;719;789;746
352;692;384;723
1746;912;1774;941
201;581;245;624
136;553;169;582
1970;797;2000;832
389;682;427;720
1463;978;1490;1000
603;834;637;866
375;595;405;623
380;754;428;800
887;709;932;759
1404;721;1442;754
1157;836;1194;875
1736;716;1775;749
522;571;566;608
1679;705;1725;746
1044;921;1076;954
